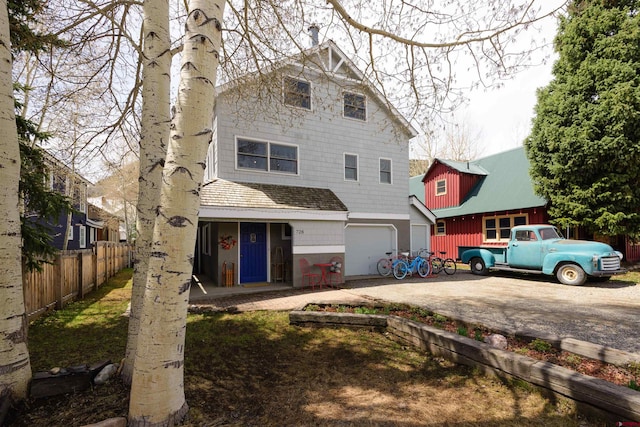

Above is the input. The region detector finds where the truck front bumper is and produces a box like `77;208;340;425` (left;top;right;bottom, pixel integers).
590;268;628;277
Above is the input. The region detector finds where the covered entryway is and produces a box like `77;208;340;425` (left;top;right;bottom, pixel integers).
345;224;396;276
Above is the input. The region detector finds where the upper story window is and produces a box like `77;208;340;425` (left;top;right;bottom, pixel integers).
344;153;358;181
284;76;311;110
379;158;392;184
236;138;298;174
435;179;446;196
343;92;366;120
483;214;527;242
73;182;86;213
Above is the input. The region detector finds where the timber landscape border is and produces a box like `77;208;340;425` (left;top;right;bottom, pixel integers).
289;309;640;423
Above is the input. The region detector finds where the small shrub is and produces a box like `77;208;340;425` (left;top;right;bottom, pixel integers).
627;362;640;377
336;305;349;313
629;380;640;391
354;306;378;315
474;329;483;341
410;307;432;318
564;354;583;368
432;313;447;324
457;326;468;337
304;304;320;312
528;338;553;352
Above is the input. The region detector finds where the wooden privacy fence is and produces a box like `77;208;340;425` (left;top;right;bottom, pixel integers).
23;241;132;322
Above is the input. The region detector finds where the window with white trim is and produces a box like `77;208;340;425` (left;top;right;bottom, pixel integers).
67;225;73;241
79;226;86;248
483;214;527;242
343;92;366;120
283;77;311;110
435;179;446;196
236;138;298;174
435;220;446;236
379;158;392;184
344;153;358;181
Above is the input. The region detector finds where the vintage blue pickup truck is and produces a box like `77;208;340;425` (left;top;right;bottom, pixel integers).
460;224;626;285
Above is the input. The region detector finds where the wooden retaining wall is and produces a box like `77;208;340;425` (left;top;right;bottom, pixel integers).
23;242;132;322
289;310;640;423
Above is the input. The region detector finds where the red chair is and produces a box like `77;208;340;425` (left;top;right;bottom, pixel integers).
328;256;343;286
299;258;320;290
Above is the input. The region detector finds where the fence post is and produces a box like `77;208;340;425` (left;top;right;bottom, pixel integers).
55;255;64;310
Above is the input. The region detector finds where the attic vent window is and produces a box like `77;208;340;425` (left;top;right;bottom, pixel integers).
343;92;366;121
435;179;446;196
284;77;311;110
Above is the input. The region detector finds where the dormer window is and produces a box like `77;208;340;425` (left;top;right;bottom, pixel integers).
343;92;366;120
284;77;311;110
435;179;446;196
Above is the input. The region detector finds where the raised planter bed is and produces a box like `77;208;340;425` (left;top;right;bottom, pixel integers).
289;309;640;423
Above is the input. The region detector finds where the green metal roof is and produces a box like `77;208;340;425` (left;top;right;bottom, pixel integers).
409;173;426;203
432;147;547;218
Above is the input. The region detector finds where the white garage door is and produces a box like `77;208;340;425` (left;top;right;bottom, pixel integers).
345;225;396;276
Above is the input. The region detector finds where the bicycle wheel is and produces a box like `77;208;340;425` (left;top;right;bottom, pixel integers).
443;258;457;275
376;258;392;276
431;257;443;274
417;258;430;277
393;260;408;280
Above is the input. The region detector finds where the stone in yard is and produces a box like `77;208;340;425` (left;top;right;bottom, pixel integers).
93;363;118;385
484;334;508;350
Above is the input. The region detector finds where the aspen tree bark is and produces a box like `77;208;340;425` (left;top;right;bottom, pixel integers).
128;0;225;424
121;0;171;385
0;0;32;402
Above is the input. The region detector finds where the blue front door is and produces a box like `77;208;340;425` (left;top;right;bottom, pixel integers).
240;223;267;283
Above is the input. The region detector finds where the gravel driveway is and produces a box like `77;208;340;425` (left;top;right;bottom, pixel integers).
343;271;640;354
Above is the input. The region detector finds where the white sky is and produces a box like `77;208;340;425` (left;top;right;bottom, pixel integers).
458;9;562;157
461;56;557;157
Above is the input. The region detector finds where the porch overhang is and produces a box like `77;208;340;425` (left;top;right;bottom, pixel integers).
199;179;349;222
199;206;348;222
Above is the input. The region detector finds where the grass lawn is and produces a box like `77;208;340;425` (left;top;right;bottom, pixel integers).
13;268;611;426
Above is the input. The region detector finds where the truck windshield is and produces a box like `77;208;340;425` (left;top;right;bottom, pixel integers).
539;227;562;240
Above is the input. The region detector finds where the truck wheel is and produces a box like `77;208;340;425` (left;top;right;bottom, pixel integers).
470;257;488;275
556;264;586;286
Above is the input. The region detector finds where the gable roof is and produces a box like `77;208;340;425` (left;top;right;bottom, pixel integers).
200;179;348;212
428;158;488;177
216;40;417;138
430;146;547;218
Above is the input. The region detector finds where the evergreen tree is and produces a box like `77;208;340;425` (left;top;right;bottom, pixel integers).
525;0;640;236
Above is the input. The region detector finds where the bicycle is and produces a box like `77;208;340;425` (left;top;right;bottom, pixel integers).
376;250;404;277
392;249;430;279
428;251;457;275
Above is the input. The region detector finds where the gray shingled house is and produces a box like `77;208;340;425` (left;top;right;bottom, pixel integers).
196;39;435;287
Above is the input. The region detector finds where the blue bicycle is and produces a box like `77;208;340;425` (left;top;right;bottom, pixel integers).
392;249;430;279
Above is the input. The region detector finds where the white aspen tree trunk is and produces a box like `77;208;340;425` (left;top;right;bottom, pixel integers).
128;0;225;424
0;0;32;401
121;0;171;385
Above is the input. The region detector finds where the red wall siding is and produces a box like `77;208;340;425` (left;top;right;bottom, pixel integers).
625;237;640;263
432;208;548;261
424;163;462;209
424;162;483;210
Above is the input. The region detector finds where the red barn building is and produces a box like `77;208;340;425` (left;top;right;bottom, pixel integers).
419;146;640;263
422;147;548;260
